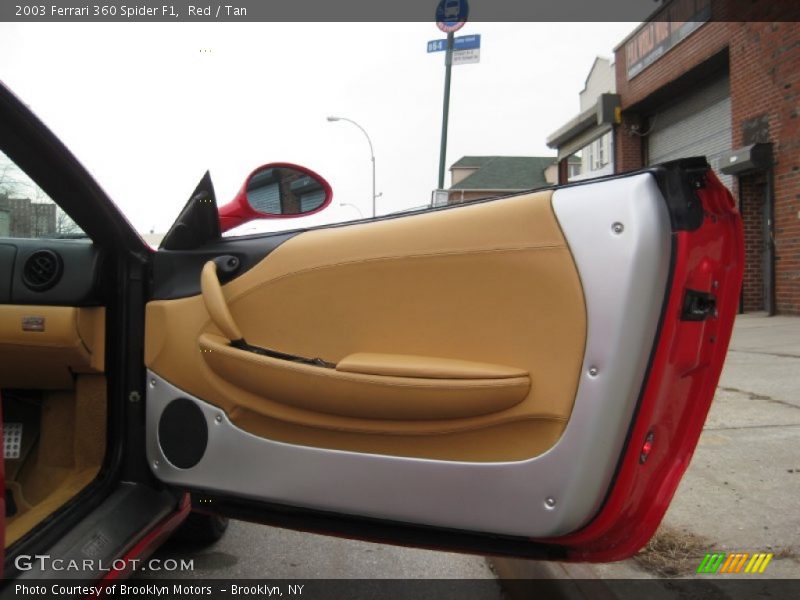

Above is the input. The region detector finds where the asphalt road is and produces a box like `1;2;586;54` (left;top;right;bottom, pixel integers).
140;519;502;593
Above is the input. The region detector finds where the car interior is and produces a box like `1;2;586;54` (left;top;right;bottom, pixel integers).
0;239;107;548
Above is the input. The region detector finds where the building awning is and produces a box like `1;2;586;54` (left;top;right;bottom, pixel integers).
546;93;620;161
720;143;773;176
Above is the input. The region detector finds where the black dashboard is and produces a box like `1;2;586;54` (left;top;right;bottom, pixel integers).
0;238;103;306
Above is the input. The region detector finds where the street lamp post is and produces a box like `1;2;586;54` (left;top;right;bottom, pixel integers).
327;116;377;218
339;202;364;219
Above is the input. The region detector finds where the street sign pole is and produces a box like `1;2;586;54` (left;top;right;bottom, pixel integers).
434;0;469;190
437;31;454;189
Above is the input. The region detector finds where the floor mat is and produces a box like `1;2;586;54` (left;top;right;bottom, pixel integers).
5;468;97;547
3;378;106;548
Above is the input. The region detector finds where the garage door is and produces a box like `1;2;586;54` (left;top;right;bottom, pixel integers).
648;75;732;189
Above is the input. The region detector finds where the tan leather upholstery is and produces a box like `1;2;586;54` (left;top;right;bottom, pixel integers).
200;333;529;420
200;261;243;341
76;307;105;372
146;190;587;461
0;306;105;389
336;352;527;379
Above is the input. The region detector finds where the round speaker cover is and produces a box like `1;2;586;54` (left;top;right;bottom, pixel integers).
158;398;208;469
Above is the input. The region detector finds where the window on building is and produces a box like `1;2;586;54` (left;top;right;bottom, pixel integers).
0;150;85;239
573;132;614;180
598;140;606;169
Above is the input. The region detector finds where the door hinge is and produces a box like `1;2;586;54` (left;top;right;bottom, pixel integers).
681;289;717;321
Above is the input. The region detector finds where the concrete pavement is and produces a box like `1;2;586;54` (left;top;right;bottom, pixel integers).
665;314;800;576
719;314;800;411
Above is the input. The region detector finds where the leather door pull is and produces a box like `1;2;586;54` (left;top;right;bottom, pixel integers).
200;261;244;342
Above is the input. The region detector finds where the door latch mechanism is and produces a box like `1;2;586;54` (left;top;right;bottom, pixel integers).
681;289;717;321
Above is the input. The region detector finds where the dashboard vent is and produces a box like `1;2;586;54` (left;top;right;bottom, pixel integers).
22;249;63;291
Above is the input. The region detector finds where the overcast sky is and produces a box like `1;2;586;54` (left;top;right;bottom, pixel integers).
0;22;640;235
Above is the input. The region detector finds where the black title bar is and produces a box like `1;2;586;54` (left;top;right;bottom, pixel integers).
2;0;799;23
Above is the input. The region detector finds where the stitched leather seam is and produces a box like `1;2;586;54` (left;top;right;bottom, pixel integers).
230;244;567;304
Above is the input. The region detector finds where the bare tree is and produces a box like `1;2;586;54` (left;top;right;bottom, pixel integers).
1;154;82;237
55;209;81;235
0;157;35;199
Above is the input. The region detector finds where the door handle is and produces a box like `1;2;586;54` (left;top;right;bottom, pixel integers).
200;260;244;342
200;259;335;366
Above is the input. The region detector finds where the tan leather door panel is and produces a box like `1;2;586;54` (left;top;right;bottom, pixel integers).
146;189;587;462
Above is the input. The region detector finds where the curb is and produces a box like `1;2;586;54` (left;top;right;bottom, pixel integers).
488;557;620;600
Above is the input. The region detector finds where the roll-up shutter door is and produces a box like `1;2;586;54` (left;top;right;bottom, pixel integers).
300;190;326;212
647;75;732;189
248;182;281;214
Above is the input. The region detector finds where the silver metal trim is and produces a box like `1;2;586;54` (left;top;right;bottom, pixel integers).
147;173;671;537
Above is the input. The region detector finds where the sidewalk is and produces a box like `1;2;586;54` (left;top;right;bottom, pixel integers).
490;314;800;589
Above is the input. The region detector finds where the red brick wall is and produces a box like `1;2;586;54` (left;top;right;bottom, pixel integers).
739;172;766;312
614;112;644;173
729;21;800;314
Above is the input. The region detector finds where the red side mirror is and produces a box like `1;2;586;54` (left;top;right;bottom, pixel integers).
218;162;333;233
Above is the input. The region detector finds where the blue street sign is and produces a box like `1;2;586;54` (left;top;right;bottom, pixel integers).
427;34;481;53
455;34;480;50
427;39;447;53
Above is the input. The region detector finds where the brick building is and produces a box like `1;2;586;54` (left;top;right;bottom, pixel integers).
553;0;800;314
615;1;799;314
0;194;56;238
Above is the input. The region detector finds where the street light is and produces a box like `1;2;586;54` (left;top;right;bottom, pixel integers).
327;116;377;218
339;202;364;219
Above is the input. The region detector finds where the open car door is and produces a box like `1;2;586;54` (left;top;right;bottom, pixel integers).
145;159;742;561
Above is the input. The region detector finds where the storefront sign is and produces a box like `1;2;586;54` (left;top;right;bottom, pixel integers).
625;0;711;80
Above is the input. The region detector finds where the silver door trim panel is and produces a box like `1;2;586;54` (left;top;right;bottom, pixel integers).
146;173;672;537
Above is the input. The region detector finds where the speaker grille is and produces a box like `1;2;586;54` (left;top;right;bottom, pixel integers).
158;398;208;469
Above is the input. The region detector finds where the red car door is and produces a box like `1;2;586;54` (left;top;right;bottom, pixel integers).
144;157;743;560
